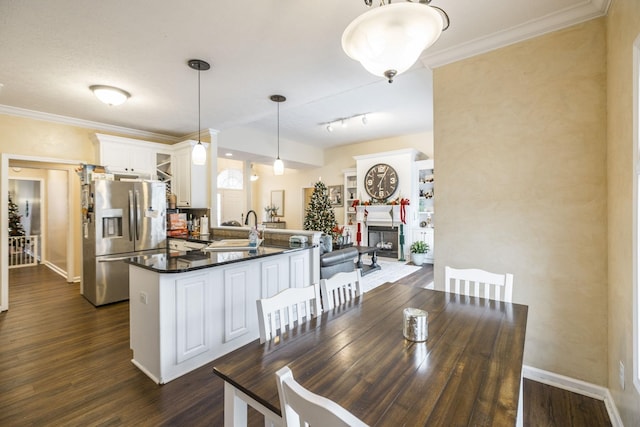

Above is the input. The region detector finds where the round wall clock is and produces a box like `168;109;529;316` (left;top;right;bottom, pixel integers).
364;163;398;200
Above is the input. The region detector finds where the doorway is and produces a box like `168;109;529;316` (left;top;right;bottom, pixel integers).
9;177;43;267
1;155;79;312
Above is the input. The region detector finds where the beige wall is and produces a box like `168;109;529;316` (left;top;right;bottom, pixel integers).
252;131;433;229
433;19;608;385
607;0;640;424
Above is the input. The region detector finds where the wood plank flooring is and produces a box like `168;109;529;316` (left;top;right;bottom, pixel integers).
1;264;611;426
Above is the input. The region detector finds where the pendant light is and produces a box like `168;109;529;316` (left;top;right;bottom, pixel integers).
342;0;449;83
271;94;286;176
188;59;210;165
250;163;259;181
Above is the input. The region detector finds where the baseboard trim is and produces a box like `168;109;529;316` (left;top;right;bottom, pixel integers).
523;365;623;427
43;261;67;279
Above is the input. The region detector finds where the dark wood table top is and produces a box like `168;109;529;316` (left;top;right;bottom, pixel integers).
213;283;528;426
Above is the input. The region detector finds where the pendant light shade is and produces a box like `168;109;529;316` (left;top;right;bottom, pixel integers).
271;94;286;176
342;2;449;83
188;59;210;165
192;142;207;165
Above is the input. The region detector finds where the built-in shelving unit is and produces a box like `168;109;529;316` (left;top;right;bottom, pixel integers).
413;159;434;264
156;152;172;198
344;169;357;225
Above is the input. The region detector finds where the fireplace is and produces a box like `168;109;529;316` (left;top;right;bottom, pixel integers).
367;226;398;258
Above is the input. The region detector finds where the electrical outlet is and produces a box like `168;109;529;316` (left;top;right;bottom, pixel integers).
139;291;148;305
619;360;625;390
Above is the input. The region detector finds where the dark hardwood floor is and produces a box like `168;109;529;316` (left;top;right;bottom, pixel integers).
1;264;611;426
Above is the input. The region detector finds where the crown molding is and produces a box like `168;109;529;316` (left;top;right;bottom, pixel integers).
421;0;611;69
0;104;180;144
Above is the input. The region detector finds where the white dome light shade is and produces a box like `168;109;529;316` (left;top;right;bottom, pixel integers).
192;142;207;165
90;85;130;106
342;3;444;82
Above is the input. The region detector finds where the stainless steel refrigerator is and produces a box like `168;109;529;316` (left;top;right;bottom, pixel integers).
81;180;166;306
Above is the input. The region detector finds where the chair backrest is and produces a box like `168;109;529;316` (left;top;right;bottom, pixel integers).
444;266;514;302
320;269;362;310
276;366;369;427
257;284;321;343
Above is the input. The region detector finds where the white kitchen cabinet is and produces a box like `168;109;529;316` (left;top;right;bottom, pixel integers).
224;264;260;343
129;247;316;384
261;255;289;298
173;140;208;208
95;134;155;176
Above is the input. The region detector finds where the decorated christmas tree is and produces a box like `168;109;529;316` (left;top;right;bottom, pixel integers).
303;181;337;236
8;193;25;236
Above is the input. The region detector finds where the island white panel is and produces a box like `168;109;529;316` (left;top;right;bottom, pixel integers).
224;266;250;342
176;273;208;363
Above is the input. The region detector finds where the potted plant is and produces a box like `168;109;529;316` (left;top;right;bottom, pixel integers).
410;240;430;266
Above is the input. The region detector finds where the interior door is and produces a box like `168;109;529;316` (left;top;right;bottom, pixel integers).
219;189;245;225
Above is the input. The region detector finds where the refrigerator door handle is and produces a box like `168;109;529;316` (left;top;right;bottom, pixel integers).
135;189;141;241
128;190;134;242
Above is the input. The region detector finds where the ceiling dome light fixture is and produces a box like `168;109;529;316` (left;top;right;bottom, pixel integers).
271;94;286;176
342;0;450;83
188;59;211;166
90;85;131;106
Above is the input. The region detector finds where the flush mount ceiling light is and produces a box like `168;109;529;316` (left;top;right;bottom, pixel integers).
188;59;211;166
90;85;131;106
342;0;449;83
271;94;286;176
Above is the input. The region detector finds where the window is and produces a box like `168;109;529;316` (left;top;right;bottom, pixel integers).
217;168;243;190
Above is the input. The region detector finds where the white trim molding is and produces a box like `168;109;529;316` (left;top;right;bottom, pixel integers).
0;104;180;144
523;365;623;427
422;0;612;69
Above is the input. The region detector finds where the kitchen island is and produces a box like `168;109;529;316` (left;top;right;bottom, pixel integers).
126;242;319;384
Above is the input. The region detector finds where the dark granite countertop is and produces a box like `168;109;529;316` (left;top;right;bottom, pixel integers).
125;244;314;274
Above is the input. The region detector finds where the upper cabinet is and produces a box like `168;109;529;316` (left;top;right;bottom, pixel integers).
96;134;155;176
173;141;208;208
94;134;209;209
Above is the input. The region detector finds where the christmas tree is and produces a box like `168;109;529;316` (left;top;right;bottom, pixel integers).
303;181;338;236
9;193;25;236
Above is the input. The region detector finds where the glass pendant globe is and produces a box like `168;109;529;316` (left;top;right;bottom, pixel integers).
192;142;207;165
342;3;444;81
273;158;284;176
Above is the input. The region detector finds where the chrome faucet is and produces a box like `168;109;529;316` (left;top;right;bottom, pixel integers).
244;210;258;228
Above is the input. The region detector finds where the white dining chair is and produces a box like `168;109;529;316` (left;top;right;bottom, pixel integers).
444;266;514;302
320;269;362;310
276;366;369;427
257;284;321;344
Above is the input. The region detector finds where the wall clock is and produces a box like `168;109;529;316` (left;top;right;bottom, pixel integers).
364;163;398;201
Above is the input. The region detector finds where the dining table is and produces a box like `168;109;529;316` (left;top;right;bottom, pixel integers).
213;282;528;426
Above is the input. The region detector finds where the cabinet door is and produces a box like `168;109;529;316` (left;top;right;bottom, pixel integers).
128;145;154;174
289;252;310;289
101;141;130;172
261;256;288;297
173;145;207;208
174;149;192;207
175;273;209;363
100;140;153;175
